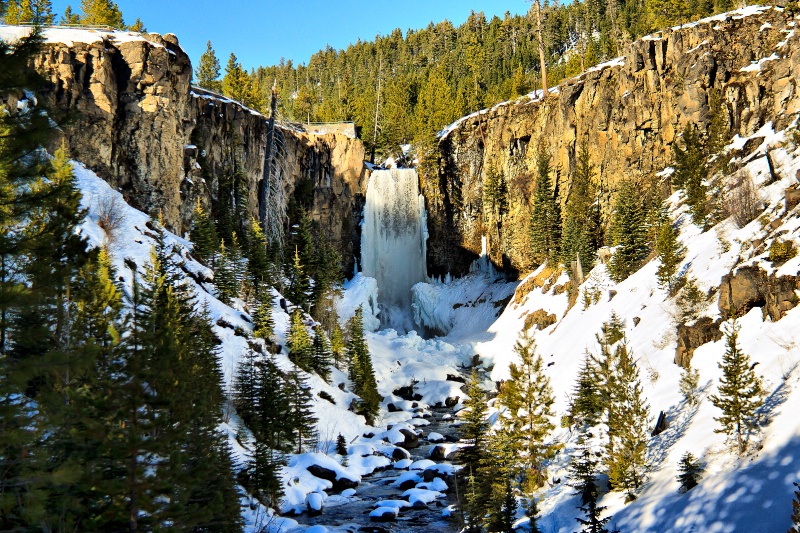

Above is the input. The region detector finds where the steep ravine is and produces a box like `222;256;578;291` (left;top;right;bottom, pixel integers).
426;6;800;276
19;28;367;272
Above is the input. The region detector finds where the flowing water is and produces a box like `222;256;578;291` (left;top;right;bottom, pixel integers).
360;168;428;332
294;406;462;533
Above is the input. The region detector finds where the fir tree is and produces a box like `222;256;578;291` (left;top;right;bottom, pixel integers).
287;309;313;370
569;431;600;505
679;364;700;406
252;297;274;342
655;218;684;292
246;216;272;292
676;452;702;493
576;482;613;533
562;145;601;272
330;322;346;370
61;4;80;24
530;147;562;265
710;318;763;455
604;340;650;496
233;349;260;427
483;162;508;221
335;434;348;456
253;355;292;452
190;198;219;267
569;353;604;427
497;329;557;490
286;247;311;309
214;239;238;305
311;325;332;382
608;180;648;282
286;366;318;453
672;123;708;225
347;307;381;424
5;1;21;23
129;16;144;32
79;0;124;28
458;369;490;472
249;440;285;510
195;40;222;93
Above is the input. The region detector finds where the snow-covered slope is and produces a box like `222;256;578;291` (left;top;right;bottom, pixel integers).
469;123;800;532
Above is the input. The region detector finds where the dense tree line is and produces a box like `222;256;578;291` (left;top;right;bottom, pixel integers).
2;0;143;31
192;0;728;161
0;30;240;530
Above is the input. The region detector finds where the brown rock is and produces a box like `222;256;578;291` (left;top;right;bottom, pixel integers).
675;317;723;368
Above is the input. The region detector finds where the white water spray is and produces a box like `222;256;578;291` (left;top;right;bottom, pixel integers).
361;168;428;332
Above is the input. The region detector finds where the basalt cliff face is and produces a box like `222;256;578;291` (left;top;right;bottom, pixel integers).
427;6;800;277
23;29;366;270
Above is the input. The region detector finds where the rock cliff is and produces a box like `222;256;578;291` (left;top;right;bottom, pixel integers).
17;27;366;270
428;6;800;276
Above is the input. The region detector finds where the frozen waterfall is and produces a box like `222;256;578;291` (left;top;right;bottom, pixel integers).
361;168;428;332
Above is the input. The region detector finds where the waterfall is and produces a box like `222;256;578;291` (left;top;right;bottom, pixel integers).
361;168;428;332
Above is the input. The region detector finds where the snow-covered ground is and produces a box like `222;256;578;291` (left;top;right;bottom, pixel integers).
74;116;800;532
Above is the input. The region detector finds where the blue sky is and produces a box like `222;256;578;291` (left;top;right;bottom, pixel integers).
50;1;529;71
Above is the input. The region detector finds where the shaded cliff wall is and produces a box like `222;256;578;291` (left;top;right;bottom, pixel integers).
25;29;366;270
428;6;800;277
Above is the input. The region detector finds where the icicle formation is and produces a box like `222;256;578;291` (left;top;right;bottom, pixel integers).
361;168;428;332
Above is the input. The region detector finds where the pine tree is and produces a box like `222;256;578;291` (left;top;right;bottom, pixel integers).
214;239;238;305
129;16;144;32
5;1;21;23
483;162;508;221
562;145;601;272
195;40;222;93
530;147;562;265
458;368;490;472
253;355;292;452
710;318;763;455
252;297;274;342
330;322;346;370
233;348;260;427
655;218;684;292
605;340;650;496
569;353;604;427
576;482;613;533
311;325;332;382
336;434;348;456
569;431;600;505
287;309;313;370
497;329;557;490
286;247;311;309
79;0;124;28
246;217;272;292
346;306;380;423
286;366;318;453
190;198;219;267
676;452;702;493
672;123;708;225
61;4;79;24
608;180;648;282
679;364;700;406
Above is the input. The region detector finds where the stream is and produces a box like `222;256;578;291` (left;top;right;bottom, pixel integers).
293;405;464;533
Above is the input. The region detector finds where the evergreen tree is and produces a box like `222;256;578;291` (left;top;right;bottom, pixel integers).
233;349;260;427
286;366;318;453
676;452;702;493
311;325;332;382
287;309;313;370
335;434;348;456
530;147;562;265
252;297;274;341
562;145;601;273
679;364;700;406
569;353;604;427
214;239;238;305
576;483;613;533
246;216;272;292
710;318;763;455
5;0;21;23
497;329;557;490
655;218;684;292
222;53;263;110
346;307;380;424
79;0;124;28
195;40;222;93
61;4;79;24
608;180;648;282
483;162;508;221
604;340;650;496
129;16;144;32
672;123;708;225
248;440;284;510
286;247;311;309
190;198;219;267
330;322;346;370
569;431;600;505
253;355;292;452
458;369;490;472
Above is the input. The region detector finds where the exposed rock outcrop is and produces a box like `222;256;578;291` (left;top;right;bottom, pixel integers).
428;7;800;276
718;265;800;320
675;317;723;367
20;28;366;271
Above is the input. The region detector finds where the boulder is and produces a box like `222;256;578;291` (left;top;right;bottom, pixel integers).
398;429;419;449
306;464;358;493
430;445;447;460
444;396;460;408
387;403;401;412
305;492;324;516
392;447;411;461
369;507;398;522
674;317;723;367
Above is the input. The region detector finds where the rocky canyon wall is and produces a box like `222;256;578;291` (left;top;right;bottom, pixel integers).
21;28;366;270
427;6;800;277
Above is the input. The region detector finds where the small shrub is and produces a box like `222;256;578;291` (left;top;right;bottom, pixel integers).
727;172;762;228
318;390;335;404
95;195;126;244
769;239;798;264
